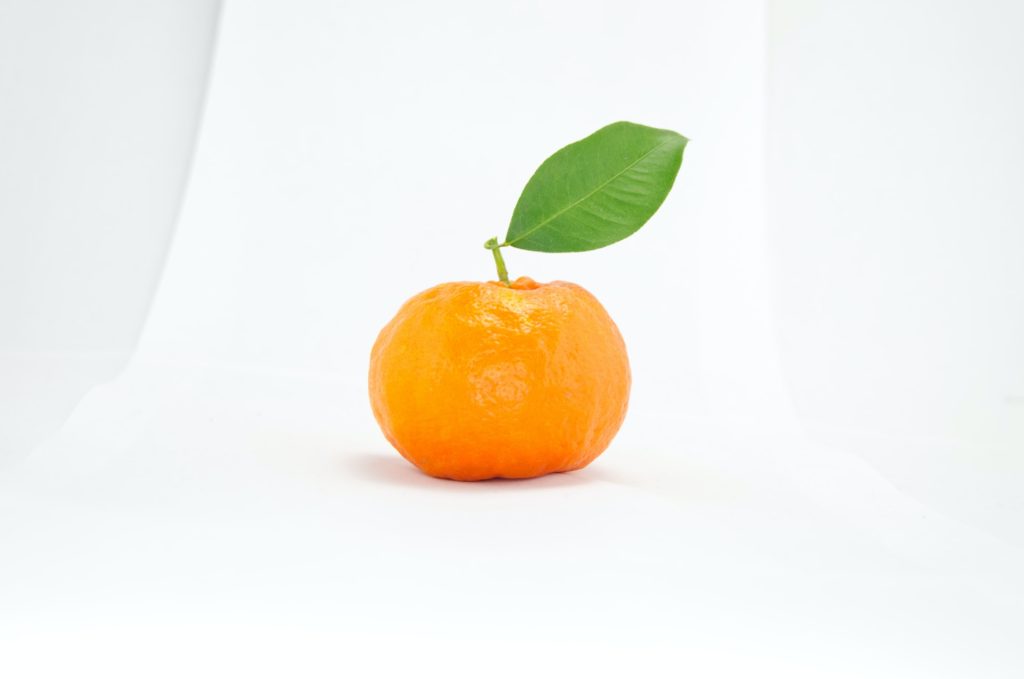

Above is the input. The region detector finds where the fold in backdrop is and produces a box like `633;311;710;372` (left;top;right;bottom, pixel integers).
0;0;221;457
1;0;1021;542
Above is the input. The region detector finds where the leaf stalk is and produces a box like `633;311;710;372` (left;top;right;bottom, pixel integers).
484;237;510;284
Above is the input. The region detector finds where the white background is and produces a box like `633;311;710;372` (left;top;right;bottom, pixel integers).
2;0;1023;676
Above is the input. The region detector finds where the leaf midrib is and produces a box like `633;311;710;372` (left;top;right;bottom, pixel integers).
505;137;676;246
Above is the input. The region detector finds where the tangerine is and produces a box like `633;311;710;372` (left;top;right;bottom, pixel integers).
369;276;630;481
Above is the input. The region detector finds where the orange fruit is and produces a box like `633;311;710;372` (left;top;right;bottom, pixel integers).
369;276;630;481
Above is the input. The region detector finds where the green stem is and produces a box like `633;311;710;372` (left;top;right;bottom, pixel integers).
484;237;510;284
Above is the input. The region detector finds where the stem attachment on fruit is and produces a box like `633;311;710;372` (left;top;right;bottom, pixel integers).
484;237;510;284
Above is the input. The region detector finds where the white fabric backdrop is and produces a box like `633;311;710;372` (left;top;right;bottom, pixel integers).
3;1;1022;676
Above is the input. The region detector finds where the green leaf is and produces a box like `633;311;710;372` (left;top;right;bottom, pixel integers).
504;121;687;252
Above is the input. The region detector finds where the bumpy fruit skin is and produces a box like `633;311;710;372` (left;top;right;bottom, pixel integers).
369;276;631;481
